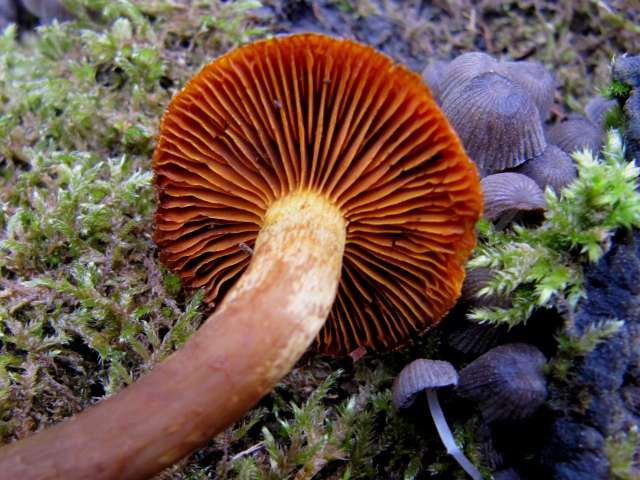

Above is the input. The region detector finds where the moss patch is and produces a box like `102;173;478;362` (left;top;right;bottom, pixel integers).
1;1;639;478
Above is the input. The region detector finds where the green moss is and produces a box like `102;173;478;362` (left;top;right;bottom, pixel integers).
603;104;627;131
601;79;633;101
547;320;624;381
469;131;640;327
0;0;268;461
605;426;640;480
1;1;639;478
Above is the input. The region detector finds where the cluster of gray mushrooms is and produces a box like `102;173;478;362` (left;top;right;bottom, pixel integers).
391;52;615;479
426;51;614;226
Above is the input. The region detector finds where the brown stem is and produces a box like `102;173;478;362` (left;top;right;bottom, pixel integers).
0;192;346;480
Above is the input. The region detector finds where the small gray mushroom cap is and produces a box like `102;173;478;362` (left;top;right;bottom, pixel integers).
546;116;602;156
457;343;547;422
481;172;546;224
443;73;546;175
438;52;554;121
0;0;17;30
478;423;504;470
493;468;522;480
422;59;449;103
448;321;507;356
460;267;510;309
21;0;73;23
452;270;509;355
585;95;617;129
515;145;577;193
392;359;458;410
439;52;500;103
612;54;640;89
623;90;640;161
500;60;556;120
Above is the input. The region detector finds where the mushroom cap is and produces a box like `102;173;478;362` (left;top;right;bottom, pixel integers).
392;359;458;410
499;60;555;120
447;320;507;356
456;343;547;422
612;54;640;89
21;0;73;23
442;72;546;175
493;469;522;480
439;52;499;104
439;52;555;121
515;145;577;193
422;59;450;103
624;90;640;158
546;117;602;155
585;95;617;129
460;266;509;308
153;34;483;356
480;172;546;224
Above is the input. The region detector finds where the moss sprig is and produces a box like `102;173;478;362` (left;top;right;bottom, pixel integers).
469;130;640;327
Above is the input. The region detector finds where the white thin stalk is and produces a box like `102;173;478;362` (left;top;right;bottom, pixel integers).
426;389;483;480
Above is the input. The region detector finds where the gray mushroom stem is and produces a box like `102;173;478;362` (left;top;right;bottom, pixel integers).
426;390;483;480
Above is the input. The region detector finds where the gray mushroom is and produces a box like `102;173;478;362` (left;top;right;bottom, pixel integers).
612;54;640;89
500;60;556;120
393;359;482;480
515;145;577;193
480;172;546;228
443;73;546;175
0;0;16;30
449;267;509;355
448;320;507;356
478;423;504;471
546;116;602;156
21;0;73;23
494;468;522;480
456;343;547;423
439;51;499;104
460;267;509;308
623;90;640;161
422;59;449;103
438;52;554;121
585;95;617;129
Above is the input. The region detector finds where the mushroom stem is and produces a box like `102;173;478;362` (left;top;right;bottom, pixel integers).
0;191;346;480
426;390;483;480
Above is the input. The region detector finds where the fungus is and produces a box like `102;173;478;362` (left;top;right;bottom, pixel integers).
493;468;522;480
447;320;507;356
439;51;499;104
442;73;546;175
612;55;640;89
393;359;482;480
456;343;547;423
585;95;617;129
446;267;509;355
480;172;546;228
515;145;577;193
460;266;508;308
546;116;602;156
0;34;482;479
438;52;555;121
499;60;555;120
422;59;450;103
22;0;73;23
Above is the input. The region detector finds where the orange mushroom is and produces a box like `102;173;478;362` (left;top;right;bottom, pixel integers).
0;34;482;480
